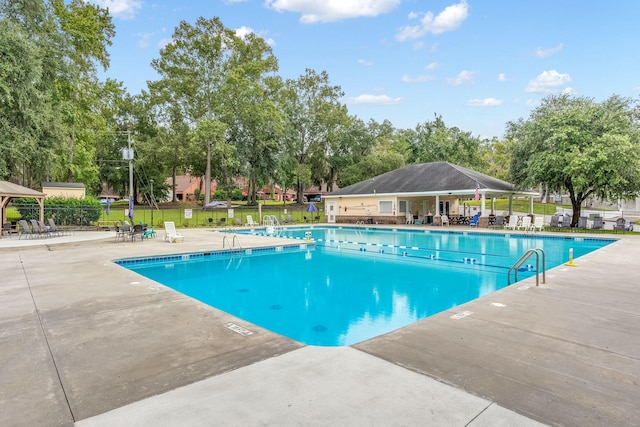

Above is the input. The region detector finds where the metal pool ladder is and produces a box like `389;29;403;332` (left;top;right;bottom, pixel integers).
508;248;546;286
222;234;242;250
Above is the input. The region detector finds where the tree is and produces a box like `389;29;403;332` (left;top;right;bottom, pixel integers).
149;17;239;205
405;114;485;169
507;94;640;225
280;69;349;203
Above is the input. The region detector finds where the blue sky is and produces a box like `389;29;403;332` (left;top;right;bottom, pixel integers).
95;0;640;139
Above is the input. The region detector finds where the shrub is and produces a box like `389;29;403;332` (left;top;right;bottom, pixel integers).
14;196;102;226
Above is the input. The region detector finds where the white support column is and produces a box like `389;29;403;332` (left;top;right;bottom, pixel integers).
481;192;487;216
530;196;534;214
435;195;440;215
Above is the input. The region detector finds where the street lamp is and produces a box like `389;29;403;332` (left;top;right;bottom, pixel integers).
150;179;154;226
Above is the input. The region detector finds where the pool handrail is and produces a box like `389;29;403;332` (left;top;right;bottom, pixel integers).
508;248;546;286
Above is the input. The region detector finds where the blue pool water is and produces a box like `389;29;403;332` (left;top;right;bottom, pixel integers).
120;227;613;346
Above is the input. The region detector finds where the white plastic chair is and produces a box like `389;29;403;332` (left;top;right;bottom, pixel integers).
531;216;544;232
246;215;258;227
163;221;184;243
519;216;532;231
441;215;449;227
505;215;518;230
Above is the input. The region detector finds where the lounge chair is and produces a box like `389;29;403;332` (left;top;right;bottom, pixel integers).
440;215;449;226
505;215;518;230
235;217;243;226
531;216;544;232
591;216;604;232
559;215;572;231
468;213;479;227
18;220;36;239
163;221;184;242
246;215;258;227
549;215;560;230
574;216;588;232
491;216;504;229
519;216;531;231
30;219;50;238
613;218;634;233
414;215;424;225
48;218;63;236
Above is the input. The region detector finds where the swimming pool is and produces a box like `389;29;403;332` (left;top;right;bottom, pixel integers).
119;227;613;346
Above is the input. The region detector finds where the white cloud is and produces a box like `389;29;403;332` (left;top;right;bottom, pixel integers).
396;1;469;41
632;86;640;93
467;98;503;107
561;87;576;95
234;26;276;46
401;74;436;83
358;59;373;66
525;69;571;94
446;70;475;86
534;43;564;58
425;61;441;71
136;32;152;49
265;0;400;23
91;0;142;20
498;73;507;81
347;94;404;105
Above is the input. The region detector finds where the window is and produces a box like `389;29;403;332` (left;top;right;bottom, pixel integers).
398;200;408;213
378;200;393;214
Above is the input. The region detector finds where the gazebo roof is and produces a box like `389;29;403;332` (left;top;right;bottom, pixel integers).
327;162;523;197
0;181;46;198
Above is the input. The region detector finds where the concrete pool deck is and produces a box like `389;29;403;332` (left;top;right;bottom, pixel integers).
1;226;639;426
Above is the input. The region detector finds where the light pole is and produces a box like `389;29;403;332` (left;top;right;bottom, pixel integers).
150;179;154;226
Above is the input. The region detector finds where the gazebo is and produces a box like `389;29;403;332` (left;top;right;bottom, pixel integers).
0;181;45;238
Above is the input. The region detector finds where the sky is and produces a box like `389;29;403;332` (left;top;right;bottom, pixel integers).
94;0;640;139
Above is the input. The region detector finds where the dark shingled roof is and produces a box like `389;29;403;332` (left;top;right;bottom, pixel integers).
328;162;516;196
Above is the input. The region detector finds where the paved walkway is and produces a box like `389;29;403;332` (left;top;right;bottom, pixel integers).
1;226;639;426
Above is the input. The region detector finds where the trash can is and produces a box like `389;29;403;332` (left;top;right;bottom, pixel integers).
367;217;373;224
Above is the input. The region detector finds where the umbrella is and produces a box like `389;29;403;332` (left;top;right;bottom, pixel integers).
306;202;318;213
106;198;111;216
204;201;227;208
128;196;134;222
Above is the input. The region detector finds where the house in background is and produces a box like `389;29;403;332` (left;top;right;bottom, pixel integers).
324;162;537;227
41;182;86;199
164;173;217;202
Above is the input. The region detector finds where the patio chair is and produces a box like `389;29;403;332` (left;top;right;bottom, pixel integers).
491;215;504;229
559;215;572;231
281;215;287;224
288;214;295;224
518;216;531;231
505;215;518;230
549;214;560;230
468;213;480;227
405;212;414;224
130;224;144;241
414;215;424;225
30;219;50;238
246;215;258;227
531;216;544;232
2;222;12;237
235;217;243;226
18;220;36;239
591;216;604;232
440;214;449;227
163;221;184;243
574;216;588;232
613;218;634;233
115;223;130;242
48;218;63;236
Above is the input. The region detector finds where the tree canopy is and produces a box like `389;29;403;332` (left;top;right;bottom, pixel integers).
507;94;640;224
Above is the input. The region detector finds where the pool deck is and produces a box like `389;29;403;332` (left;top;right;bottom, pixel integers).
1;225;639;426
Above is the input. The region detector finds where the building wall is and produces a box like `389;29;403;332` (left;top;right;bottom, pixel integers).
42;186;86;199
327;195;460;224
